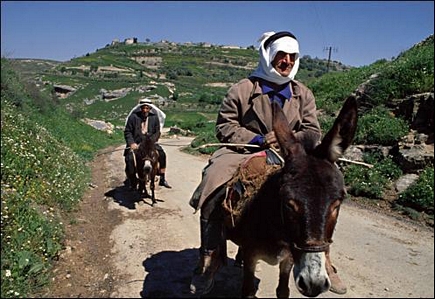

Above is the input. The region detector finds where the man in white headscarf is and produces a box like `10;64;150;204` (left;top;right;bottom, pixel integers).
189;31;346;295
124;98;172;189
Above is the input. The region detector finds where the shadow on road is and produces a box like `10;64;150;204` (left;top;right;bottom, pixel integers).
140;248;260;298
104;181;162;210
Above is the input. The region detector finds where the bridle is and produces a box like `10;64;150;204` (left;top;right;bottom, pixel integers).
292;241;331;253
130;144;158;181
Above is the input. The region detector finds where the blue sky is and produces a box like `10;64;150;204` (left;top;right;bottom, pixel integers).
1;1;433;67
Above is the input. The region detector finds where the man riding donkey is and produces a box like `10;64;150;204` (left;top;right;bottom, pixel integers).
124;98;172;190
189;31;347;295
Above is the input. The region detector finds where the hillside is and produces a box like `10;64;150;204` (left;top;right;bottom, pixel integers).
9;41;351;127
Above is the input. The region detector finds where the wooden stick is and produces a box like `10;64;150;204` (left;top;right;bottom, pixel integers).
195;143;374;168
195;143;261;149
337;158;374;168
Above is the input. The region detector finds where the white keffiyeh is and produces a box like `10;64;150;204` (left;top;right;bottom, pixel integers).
125;99;166;131
250;31;300;85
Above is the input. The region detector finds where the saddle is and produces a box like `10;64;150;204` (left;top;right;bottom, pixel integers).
223;149;283;227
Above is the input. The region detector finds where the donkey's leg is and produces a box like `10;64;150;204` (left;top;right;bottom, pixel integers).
150;178;156;206
276;256;293;298
241;251;257;298
138;179;146;197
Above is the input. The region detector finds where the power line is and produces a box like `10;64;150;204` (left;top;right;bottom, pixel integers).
323;46;338;72
312;3;327;46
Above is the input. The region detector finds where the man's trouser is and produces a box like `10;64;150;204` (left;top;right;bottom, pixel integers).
124;150;137;188
199;187;227;259
155;144;166;169
190;187;227;295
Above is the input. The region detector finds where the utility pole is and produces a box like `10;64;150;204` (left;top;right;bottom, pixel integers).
323;46;338;72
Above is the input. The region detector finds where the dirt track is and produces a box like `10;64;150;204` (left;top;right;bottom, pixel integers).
41;135;434;298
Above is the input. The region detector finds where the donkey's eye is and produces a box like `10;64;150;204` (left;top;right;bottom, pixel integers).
285;199;300;213
330;200;341;217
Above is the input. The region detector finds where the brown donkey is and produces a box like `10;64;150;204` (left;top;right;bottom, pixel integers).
135;133;160;206
224;96;358;297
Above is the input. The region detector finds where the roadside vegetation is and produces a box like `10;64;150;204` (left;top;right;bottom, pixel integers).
307;36;433;217
1;58;121;298
1;35;433;297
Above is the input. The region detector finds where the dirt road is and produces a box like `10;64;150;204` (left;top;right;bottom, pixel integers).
42;135;434;298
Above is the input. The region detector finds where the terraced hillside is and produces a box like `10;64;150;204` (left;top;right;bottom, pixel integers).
11;41;351;128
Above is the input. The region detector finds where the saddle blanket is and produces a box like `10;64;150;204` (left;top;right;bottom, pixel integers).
223;150;282;226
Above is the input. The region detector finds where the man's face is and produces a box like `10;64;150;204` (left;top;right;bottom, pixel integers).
272;51;296;77
141;105;151;114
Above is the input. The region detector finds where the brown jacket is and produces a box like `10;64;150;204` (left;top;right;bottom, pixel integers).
189;77;321;211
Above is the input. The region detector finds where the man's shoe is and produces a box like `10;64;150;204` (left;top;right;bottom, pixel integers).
327;264;347;294
190;249;222;295
159;180;172;188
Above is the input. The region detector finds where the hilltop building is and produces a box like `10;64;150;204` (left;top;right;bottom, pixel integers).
124;37;138;45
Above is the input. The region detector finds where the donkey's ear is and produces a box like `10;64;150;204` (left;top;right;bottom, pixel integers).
314;96;358;163
272;101;301;158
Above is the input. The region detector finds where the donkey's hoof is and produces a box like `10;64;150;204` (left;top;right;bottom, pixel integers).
140;191;150;198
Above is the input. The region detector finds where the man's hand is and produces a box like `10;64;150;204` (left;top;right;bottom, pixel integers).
130;143;139;150
264;131;278;148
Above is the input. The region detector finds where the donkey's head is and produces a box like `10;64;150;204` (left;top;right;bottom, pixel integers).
272;96;358;297
137;134;159;176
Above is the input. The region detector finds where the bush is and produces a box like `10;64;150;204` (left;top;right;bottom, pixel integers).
188;131;220;155
397;167;434;214
354;107;409;146
1;59;31;109
344;153;402;199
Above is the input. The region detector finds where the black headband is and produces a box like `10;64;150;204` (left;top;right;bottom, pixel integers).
264;31;297;49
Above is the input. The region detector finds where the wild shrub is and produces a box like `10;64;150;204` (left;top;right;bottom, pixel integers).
396;167;434;214
343;153;402;199
354;107;409;146
1;58;32;109
317;113;335;135
188;131;219;155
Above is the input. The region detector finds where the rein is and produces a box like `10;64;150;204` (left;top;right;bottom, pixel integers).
130;146;141;180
